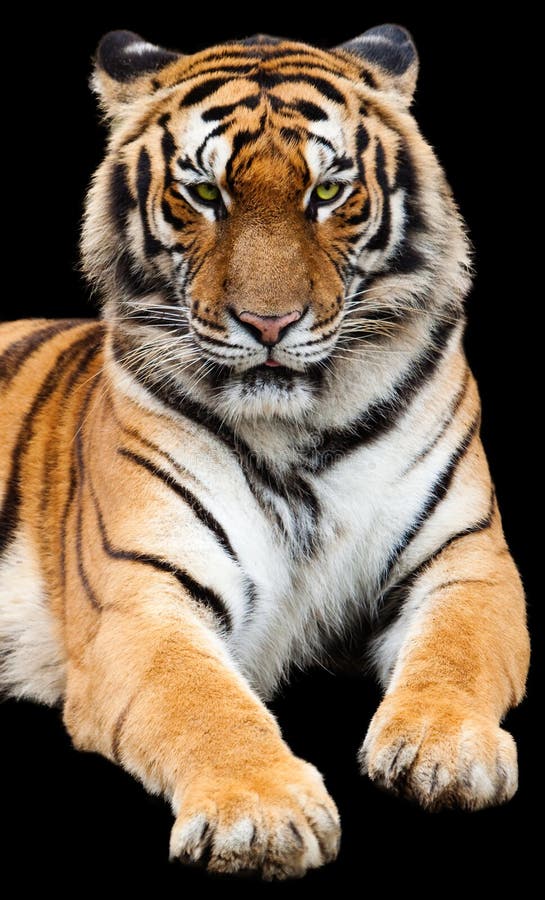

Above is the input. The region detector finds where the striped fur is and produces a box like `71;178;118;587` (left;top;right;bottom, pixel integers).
0;27;529;878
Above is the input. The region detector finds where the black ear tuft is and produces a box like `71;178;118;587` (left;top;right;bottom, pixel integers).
336;24;418;101
97;30;179;83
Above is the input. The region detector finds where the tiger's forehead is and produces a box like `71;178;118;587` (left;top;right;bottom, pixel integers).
155;40;368;156
173;75;354;179
153;38;371;97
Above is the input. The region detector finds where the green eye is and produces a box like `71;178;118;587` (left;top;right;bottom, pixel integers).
314;182;341;202
194;182;220;202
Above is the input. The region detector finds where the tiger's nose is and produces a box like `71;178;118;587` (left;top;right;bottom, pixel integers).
235;310;302;346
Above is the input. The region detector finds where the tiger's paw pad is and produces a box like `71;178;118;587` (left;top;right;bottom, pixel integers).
169;759;340;880
359;693;518;811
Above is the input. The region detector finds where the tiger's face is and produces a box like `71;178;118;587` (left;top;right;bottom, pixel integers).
83;28;468;422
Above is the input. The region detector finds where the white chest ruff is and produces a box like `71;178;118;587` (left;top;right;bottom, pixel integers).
209;428;454;697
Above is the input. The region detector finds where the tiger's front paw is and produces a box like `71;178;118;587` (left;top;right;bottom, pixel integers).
169;756;340;880
360;690;518;811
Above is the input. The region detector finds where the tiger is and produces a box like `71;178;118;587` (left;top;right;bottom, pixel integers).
0;25;530;879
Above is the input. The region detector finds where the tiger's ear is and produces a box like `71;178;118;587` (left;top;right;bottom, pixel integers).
93;31;181;119
335;25;418;104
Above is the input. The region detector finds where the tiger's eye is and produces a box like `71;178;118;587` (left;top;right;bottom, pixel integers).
195;183;220;202
314;182;341;202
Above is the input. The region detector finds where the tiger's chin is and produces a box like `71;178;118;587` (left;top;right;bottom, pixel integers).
203;363;322;423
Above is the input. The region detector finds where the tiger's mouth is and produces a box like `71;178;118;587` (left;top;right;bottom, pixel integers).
215;359;325;390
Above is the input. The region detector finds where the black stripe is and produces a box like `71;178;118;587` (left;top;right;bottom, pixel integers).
330;154;354;174
310;318;458;472
192;312;227;333
433;577;495;592
113;418;258;617
390;244;425;275
403;367;471;474
177;155;201;175
294;99;328;121
174;64;346;100
161;123;177;186
196;120;231;169
355;123;369;180
63;370;104;606
109;163;137;234
201;94;260;122
256;72;345;104
136;147;164;257
0;320;83;386
111;698;133;763
280;126;302;144
180;78;230;107
40;337;103;522
167;52;350;91
366;140;391;252
0;328;102;560
82;435;231;630
344;207;370;227
75;428;102;610
379;415;480;588
114;250;167;299
225;114;268;188
118;447;238;562
161;196;185;229
389;140;427;276
375;488;495;636
195;333;246;350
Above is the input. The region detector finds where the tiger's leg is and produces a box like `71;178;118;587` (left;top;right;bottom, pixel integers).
49;373;340;879
63;571;339;879
361;503;529;810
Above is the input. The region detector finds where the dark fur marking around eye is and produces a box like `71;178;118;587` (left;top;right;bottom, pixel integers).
345;205;370;226
330;155;354;173
161;198;185;229
308;133;335;155
177;156;202;175
195;121;231;169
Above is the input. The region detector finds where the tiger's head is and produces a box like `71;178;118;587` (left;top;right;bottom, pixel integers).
83;27;470;423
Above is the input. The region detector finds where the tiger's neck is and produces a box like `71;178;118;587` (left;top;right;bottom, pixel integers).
105;307;464;473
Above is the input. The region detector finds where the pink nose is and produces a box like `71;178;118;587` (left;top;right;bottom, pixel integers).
236;310;302;346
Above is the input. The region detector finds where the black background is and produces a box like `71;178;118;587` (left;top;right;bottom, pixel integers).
3;5;538;891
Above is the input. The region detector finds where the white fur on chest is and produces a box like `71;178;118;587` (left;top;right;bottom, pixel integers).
226;417;448;696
